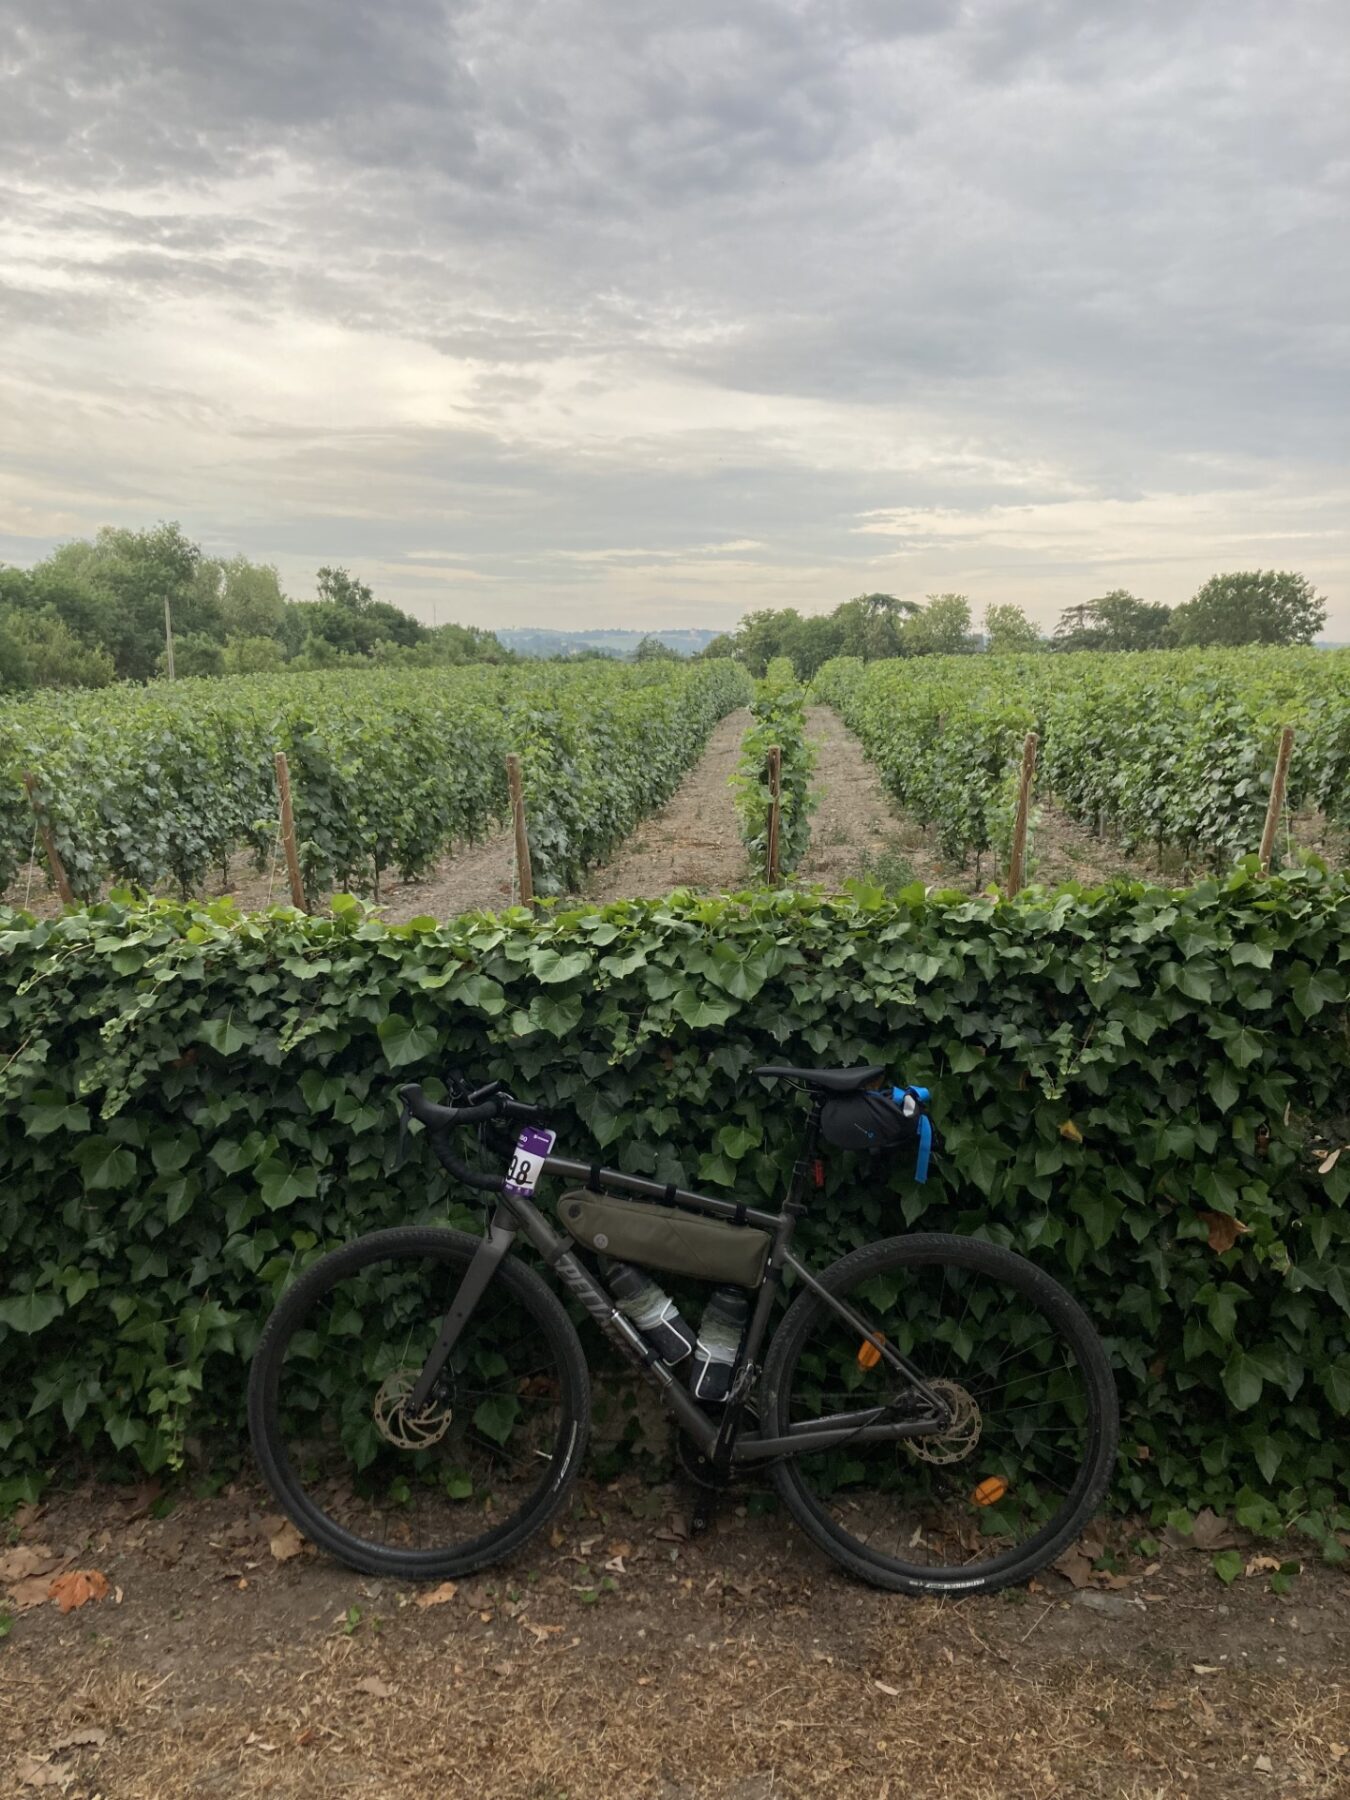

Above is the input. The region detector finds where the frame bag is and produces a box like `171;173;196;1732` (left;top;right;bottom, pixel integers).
558;1191;771;1288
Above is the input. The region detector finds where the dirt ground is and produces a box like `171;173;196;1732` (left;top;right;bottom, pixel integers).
4;1469;1348;1800
578;708;751;902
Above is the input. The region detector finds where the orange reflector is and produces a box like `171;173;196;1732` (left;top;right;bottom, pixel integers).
971;1477;1009;1507
857;1333;886;1370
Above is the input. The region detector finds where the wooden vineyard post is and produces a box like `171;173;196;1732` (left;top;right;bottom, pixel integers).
1006;731;1039;897
22;771;75;906
766;745;783;885
273;752;308;911
1258;725;1295;874
506;753;534;905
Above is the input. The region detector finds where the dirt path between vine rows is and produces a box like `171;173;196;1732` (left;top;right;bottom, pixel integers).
577;707;751;902
4;1471;1350;1799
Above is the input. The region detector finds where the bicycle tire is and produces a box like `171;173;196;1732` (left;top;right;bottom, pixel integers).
760;1232;1118;1595
249;1226;591;1580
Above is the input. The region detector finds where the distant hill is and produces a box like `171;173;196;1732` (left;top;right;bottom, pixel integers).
496;627;720;659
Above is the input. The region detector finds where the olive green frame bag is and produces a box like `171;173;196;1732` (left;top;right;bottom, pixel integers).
558;1190;771;1288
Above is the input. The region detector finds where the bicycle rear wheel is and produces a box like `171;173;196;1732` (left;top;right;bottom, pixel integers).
761;1233;1118;1595
249;1226;590;1579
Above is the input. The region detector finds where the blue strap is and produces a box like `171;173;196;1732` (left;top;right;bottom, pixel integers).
893;1081;933;1183
915;1115;933;1184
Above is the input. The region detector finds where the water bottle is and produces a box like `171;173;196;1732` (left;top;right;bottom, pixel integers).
690;1287;750;1403
606;1263;695;1364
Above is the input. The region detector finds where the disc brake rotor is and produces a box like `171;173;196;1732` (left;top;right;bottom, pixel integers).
905;1378;982;1465
373;1368;454;1450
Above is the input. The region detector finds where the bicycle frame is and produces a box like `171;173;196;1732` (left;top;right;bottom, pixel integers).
409;1097;952;1467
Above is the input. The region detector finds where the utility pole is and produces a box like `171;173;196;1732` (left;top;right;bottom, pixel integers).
163;596;176;681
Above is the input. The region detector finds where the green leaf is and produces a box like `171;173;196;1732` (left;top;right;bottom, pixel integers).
473;1394;519;1446
1211;1549;1243;1586
0;1292;64;1334
672;989;738;1029
75;1137;138;1190
1318;1357;1350;1415
197;1017;249;1056
1222;1351;1264;1411
376;1014;439;1069
529;949;590;985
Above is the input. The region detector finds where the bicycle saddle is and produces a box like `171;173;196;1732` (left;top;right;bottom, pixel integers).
752;1064;885;1093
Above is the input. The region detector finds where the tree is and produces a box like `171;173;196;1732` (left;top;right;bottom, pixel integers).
224;634;286;674
315;566;375;612
214;557;287;638
1054;590;1172;652
157;632;225;679
983;603;1042;654
903;594;974;656
833;594;916;663
1169;571;1327;647
39;522;206;680
0;606;115;689
634;634;679;661
696;633;741;661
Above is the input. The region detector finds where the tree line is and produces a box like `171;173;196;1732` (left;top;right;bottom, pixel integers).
0;523;513;692
0;521;1331;694
697;574;1329;679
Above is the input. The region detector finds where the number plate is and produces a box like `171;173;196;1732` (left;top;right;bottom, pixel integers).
503;1125;556;1197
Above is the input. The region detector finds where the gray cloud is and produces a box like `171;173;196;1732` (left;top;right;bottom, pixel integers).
1;0;1347;630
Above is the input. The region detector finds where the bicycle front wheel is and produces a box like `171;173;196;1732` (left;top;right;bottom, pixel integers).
249;1227;591;1579
761;1233;1118;1595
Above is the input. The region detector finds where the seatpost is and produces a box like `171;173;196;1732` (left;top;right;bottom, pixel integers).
784;1096;825;1213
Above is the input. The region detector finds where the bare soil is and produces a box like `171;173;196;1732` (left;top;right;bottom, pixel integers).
578;708;751;903
4;1473;1348;1799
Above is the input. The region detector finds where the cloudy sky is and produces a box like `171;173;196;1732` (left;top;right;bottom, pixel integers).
2;0;1347;634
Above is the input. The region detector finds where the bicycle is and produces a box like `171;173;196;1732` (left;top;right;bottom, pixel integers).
248;1064;1119;1596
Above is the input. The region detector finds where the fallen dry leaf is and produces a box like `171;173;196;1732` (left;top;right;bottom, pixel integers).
7;1576;56;1613
49;1570;110;1614
1246;1555;1282;1577
0;1545;59;1584
12;1503;44;1535
1197;1210;1249;1255
354;1676;395;1699
1052;1546;1094;1590
14;1754;70;1790
874;1680;900;1696
523;1622;564;1644
1058;1119;1084;1144
492;1660;516;1678
1318;1148;1342;1175
49;1730;108;1752
1192;1664;1222;1676
1185;1508;1237;1552
414;1581;459;1609
268;1522;305;1563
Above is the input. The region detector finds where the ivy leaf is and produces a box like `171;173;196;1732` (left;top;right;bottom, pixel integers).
376;1015;439;1069
1222;1351;1264;1411
1318;1357;1350;1415
672;989;738;1029
529;949;590;985
75;1138;138;1190
197;1017;249;1056
0;1293;64;1335
473;1395;519;1446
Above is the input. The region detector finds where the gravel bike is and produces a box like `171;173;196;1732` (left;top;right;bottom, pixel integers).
248;1065;1118;1596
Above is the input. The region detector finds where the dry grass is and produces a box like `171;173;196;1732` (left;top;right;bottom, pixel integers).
6;1584;1349;1799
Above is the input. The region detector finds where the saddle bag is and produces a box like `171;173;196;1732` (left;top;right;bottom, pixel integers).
558;1190;771;1288
819;1084;936;1180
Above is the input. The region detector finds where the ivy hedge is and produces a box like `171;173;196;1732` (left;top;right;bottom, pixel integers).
1;868;1348;1540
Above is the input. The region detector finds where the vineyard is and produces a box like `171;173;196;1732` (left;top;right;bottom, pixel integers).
813;647;1350;877
0;659;751;903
